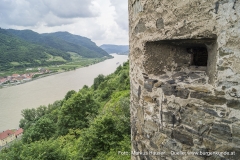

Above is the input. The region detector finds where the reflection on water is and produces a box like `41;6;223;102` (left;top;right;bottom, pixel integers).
0;54;128;132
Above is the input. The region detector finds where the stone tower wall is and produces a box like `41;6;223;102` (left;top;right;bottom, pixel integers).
129;0;240;159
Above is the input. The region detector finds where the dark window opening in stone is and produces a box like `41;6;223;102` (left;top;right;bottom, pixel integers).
187;47;208;66
144;38;217;84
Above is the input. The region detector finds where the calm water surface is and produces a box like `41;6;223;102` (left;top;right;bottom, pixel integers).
0;54;128;132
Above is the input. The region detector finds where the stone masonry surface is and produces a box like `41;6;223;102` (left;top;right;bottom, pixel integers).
129;0;240;159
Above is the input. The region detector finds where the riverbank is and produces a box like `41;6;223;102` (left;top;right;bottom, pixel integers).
0;56;111;89
0;54;128;132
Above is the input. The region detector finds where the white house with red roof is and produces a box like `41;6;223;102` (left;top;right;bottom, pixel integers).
15;128;23;138
0;128;24;147
0;130;15;146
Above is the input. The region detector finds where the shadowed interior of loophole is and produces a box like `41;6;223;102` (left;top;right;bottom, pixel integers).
187;47;208;66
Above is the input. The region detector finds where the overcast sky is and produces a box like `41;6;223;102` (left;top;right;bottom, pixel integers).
0;0;128;46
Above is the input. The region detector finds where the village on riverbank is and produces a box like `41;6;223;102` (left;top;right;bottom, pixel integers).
0;53;113;89
0;68;51;88
0;55;111;89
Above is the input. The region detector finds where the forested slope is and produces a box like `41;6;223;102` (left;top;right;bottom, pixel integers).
7;29;110;58
0;61;130;160
45;32;109;57
0;29;70;71
0;28;112;71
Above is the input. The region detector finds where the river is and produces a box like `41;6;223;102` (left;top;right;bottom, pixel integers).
0;54;128;132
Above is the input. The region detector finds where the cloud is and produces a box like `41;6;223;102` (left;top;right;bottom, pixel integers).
110;0;129;31
0;0;129;45
42;0;99;18
0;0;99;27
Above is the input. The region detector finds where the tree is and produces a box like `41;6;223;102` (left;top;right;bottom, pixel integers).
57;92;99;135
93;74;105;90
64;90;76;101
22;117;56;143
77;113;129;159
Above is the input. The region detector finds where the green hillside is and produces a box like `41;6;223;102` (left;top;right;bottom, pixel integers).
0;61;130;160
7;29;111;58
45;32;109;57
0;28;112;72
0;29;71;71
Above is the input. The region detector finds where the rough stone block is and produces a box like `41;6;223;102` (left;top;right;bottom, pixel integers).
172;72;187;79
220;119;232;124
160;128;172;138
138;79;143;85
154;81;163;88
188;72;200;79
138;86;141;100
196;78;206;84
203;108;219;117
144;120;158;132
232;125;240;139
156;18;164;29
227;100;240;110
162;111;174;124
149;141;158;149
219;48;234;57
190;92;226;105
211;123;231;140
137;106;144;124
143;96;153;103
185;127;198;135
152;132;167;146
161;83;177;96
136;121;143;135
134;20;146;33
232;138;240;146
199;125;210;135
160;75;169;79
144;79;158;92
203;138;216;150
132;143;138;154
132;84;139;99
214;90;225;96
172;130;194;146
144;83;152;92
163;139;182;151
166;79;175;84
188;86;211;93
175;88;190;99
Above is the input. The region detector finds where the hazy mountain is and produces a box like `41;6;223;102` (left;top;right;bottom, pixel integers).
100;44;129;54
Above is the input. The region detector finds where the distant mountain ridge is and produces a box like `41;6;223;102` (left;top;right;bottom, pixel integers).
0;28;111;71
100;44;129;55
45;32;108;57
7;29;110;58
